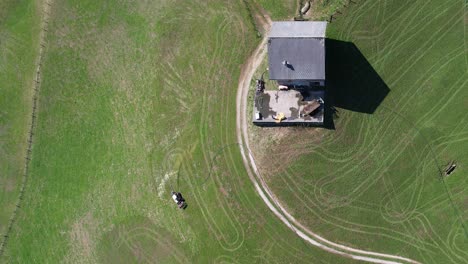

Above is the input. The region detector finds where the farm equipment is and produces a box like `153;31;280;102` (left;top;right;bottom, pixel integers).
255;79;265;95
171;191;187;209
301;98;324;116
255;68;267;95
444;161;457;177
302;99;321;116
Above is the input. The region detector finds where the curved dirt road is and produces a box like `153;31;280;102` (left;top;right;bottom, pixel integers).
235;9;421;264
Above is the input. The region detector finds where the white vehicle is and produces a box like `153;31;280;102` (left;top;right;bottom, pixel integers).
171;192;186;209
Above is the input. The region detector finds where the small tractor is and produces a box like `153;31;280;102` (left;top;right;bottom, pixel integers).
171;191;187;209
255;78;265;95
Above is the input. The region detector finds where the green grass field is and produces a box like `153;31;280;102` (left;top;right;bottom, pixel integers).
310;0;348;20
256;0;348;20
253;0;296;20
0;0;41;241
0;0;360;263
251;0;468;263
2;0;466;263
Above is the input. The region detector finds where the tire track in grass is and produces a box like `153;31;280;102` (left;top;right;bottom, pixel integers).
450;225;468;260
385;12;460;88
268;131;444;255
282;104;464;258
280;1;444;260
235;9;421;264
300;111;399;176
343;0;460;131
308;115;421;208
187;14;247;251
433;118;468;147
380;161;425;224
334;2;466;258
202;142;329;262
298;129;422;218
371;0;448;66
342;0;377;39
415;75;466;126
183;151;245;252
310;15;464;203
413;213;461;263
324;43;458;168
198;14;230;189
384;44;463;121
279;162;436;252
204;144;329;263
379;105;468;239
375;0;452;66
249;0;464;262
445;220;468;261
282;119;438;254
0;0;53;258
103;221;188;263
194;10;246;251
369;105;468;261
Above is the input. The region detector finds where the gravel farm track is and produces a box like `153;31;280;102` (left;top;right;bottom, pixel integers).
235;8;421;264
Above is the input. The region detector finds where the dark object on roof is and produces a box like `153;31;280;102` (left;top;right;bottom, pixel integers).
302;99;321;115
268;38;325;80
268;21;327;81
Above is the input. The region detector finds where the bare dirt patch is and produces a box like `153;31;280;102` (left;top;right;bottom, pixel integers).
4;178;16;192
69;212;99;259
219;187;229;197
97;216;188;264
245;0;273;35
250;126;324;176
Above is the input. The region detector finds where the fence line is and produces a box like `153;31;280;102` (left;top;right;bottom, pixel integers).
0;0;53;257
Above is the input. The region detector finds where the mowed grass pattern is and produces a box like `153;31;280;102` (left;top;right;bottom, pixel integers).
2;0;358;263
254;0;467;263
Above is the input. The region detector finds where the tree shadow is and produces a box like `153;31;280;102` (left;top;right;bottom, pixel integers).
324;39;390;129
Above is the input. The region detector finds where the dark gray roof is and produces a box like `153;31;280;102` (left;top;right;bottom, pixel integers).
268;37;325;80
269;21;327;38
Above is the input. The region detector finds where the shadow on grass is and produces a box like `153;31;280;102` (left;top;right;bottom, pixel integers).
324;39;390;129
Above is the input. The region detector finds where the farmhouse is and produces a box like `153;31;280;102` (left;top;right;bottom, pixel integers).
253;21;327;126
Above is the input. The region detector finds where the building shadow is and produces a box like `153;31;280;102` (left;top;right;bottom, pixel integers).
324;39;390;129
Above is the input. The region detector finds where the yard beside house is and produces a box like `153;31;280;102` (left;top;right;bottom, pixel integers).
250;0;468;263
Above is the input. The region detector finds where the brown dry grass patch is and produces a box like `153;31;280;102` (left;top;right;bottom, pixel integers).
250;126;324;177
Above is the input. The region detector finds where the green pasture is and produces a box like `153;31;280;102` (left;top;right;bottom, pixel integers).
252;0;296;20
252;0;468;263
0;0;40;241
1;0;355;263
256;0;347;20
